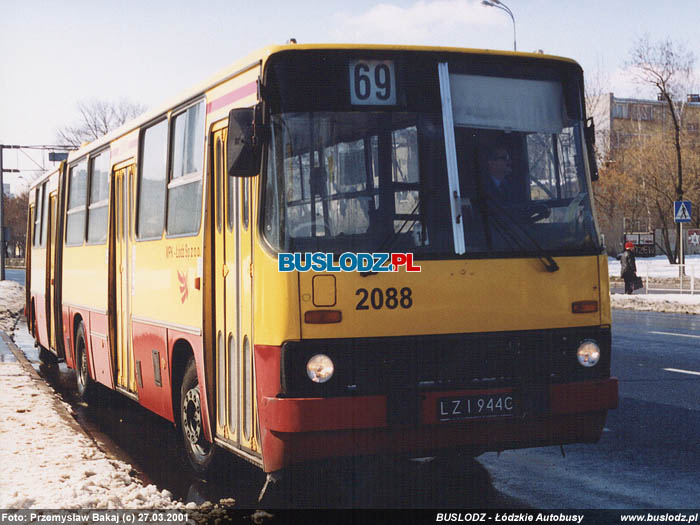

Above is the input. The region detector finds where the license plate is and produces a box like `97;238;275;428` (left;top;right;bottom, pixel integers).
438;393;517;421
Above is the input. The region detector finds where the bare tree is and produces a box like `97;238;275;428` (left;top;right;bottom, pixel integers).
56;98;147;148
4;191;28;258
628;35;696;264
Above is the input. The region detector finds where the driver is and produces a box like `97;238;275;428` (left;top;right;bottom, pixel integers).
478;142;551;225
482;145;519;202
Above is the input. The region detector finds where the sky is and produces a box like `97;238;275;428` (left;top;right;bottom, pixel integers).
2;0;700;193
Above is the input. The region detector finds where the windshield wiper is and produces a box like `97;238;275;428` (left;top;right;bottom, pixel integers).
478;196;559;273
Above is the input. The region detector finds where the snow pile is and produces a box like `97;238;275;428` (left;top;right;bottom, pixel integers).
610;293;700;314
0;280;24;333
0;360;179;509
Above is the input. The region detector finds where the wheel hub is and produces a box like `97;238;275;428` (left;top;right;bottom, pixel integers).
78;347;87;386
183;387;202;446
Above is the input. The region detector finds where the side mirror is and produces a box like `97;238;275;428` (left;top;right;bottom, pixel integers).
226;106;261;177
584;117;599;182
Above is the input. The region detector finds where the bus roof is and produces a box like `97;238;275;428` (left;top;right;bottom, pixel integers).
46;42;581;179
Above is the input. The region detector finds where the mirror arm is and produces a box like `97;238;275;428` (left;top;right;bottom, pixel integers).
585;117;599;182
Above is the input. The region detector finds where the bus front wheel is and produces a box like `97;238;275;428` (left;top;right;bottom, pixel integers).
180;357;217;476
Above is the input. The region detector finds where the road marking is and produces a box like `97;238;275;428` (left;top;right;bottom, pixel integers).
663;368;700;377
650;331;700;340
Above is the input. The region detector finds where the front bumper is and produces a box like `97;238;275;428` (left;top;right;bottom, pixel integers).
256;373;618;471
261;378;618;432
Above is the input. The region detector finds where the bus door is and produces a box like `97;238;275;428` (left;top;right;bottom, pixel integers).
212;124;257;454
47;192;58;351
213;126;242;446
113;165;137;394
238;148;256;454
212;127;237;444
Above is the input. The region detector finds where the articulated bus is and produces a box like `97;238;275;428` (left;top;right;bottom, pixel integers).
27;43;617;483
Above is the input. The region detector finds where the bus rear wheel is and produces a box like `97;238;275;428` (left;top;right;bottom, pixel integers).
180;357;217;476
75;321;95;401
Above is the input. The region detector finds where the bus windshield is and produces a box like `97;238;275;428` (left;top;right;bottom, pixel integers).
262;51;601;258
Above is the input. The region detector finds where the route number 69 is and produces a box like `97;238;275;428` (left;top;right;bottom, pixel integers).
349;60;396;106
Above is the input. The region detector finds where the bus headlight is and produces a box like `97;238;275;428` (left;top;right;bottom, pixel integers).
576;340;600;367
306;354;334;383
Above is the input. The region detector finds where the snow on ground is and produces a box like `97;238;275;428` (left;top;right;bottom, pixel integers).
608;254;700;314
0;280;24;333
0;350;184;509
611;293;700;314
1;284;185;509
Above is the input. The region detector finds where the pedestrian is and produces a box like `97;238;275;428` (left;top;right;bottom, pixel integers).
620;241;638;294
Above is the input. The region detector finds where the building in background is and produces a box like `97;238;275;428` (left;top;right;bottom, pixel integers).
594;92;700;158
591;93;700;256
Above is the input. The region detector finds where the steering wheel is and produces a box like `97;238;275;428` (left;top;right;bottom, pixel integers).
514;202;551;223
289;219;333;237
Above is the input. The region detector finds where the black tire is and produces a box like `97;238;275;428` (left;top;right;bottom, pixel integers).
39;346;59;365
180;357;217;476
75;321;95;401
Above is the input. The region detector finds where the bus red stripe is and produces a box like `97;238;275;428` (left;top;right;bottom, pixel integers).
206;82;257;113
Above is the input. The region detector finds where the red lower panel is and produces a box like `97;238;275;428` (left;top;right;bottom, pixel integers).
69;307;91;370
88;311;112;389
132;321;171;421
262;410;608;472
551;379;619;413
130;323;206;432
33;294;48;349
61;307;74;369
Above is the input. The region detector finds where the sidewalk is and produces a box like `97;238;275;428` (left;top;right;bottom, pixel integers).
0;331;180;509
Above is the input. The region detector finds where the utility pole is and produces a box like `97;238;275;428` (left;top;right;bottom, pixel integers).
1;144;5;280
0;143;74;280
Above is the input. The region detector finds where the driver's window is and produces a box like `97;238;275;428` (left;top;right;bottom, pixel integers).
526;128;582;201
322;139;371;235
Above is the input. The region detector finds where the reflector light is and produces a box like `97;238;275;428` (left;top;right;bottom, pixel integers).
304;310;342;324
572;301;598;314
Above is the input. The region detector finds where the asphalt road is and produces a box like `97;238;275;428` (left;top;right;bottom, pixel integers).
3;268;25;286
12;310;700;509
479;309;700;508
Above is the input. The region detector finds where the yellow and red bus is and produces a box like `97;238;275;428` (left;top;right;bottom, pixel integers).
27;43;617;482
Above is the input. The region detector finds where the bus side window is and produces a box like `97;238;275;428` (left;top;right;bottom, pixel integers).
41;181;49;247
137;119;168;239
33;187;42;247
66;163;87;246
167;101;205;236
87;151;110;244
